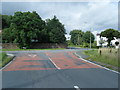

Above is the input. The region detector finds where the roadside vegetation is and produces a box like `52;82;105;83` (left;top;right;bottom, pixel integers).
68;29;120;48
83;48;120;72
69;30;96;48
0;52;14;68
68;40;97;48
1;11;66;49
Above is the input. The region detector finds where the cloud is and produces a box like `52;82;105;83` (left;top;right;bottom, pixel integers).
2;1;118;36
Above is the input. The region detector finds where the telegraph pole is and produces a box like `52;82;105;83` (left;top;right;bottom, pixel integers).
90;28;91;49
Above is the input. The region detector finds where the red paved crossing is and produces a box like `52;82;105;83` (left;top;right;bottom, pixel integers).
3;52;102;71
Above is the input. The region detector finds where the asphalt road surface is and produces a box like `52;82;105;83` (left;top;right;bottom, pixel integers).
1;49;119;90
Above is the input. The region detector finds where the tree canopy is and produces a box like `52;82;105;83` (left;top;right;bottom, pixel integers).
2;11;66;48
46;16;66;43
100;28;120;46
70;30;84;45
70;30;95;47
83;31;95;43
2;15;12;29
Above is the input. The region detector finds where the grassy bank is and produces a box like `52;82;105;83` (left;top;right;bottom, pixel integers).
83;48;119;71
2;48;65;51
0;52;14;68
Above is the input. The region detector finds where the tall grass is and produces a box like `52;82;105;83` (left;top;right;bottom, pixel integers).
98;48;119;66
84;48;119;71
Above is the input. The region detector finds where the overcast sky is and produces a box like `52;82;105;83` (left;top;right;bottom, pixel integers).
2;0;118;37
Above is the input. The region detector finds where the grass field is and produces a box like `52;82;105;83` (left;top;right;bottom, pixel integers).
2;48;65;51
83;48;120;71
0;52;14;68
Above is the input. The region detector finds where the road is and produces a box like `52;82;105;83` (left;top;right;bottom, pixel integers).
1;49;119;90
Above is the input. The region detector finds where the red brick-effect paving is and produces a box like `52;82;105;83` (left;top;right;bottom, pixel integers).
45;51;102;69
3;54;56;71
3;52;102;71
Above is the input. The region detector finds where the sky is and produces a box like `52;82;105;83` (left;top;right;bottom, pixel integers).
1;0;119;39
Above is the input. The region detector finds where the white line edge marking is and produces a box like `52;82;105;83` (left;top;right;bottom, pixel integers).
74;86;81;90
0;57;15;71
74;52;120;74
49;57;61;70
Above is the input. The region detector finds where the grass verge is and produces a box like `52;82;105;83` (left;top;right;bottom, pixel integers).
83;49;119;72
0;52;14;68
2;48;65;51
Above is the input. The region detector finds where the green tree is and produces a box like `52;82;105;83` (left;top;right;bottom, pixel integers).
100;29;120;46
83;31;95;43
46;16;66;43
2;15;12;29
70;30;84;45
2;11;45;48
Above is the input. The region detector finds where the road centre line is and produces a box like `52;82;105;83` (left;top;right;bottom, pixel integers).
74;86;81;90
74;52;120;74
49;57;61;70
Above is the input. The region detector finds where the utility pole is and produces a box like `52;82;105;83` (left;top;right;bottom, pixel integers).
90;28;91;49
78;34;79;45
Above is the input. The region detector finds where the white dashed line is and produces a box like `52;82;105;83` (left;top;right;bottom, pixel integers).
74;52;120;74
74;86;81;90
49;57;61;70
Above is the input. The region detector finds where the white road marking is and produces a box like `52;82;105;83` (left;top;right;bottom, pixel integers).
0;58;15;71
7;54;14;57
33;55;37;57
74;52;120;74
49;57;61;70
28;54;36;57
74;86;81;90
28;54;32;57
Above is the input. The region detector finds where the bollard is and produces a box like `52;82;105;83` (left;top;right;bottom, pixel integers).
100;50;101;55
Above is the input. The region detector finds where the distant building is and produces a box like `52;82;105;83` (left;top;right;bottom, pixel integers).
96;33;120;48
65;35;71;40
96;33;108;47
111;37;120;49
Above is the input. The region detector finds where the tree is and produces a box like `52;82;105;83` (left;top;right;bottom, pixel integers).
46;16;66;43
100;29;120;46
2;11;45;48
83;31;95;43
70;30;84;45
2;15;12;29
2;12;67;48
